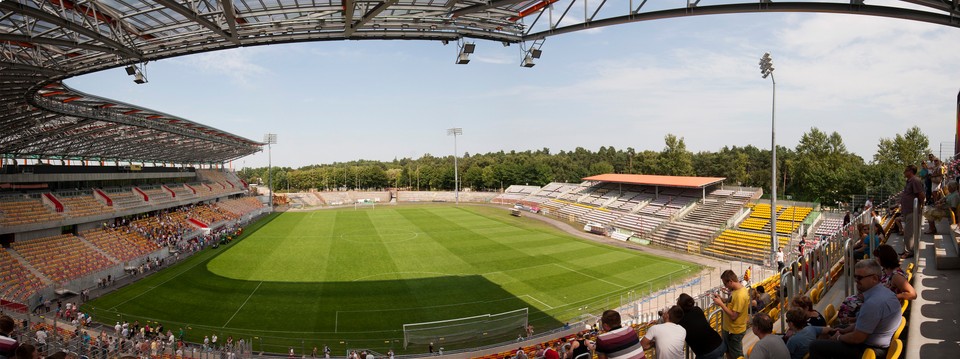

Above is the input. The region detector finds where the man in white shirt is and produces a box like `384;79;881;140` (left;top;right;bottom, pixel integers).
641;306;687;359
776;247;785;272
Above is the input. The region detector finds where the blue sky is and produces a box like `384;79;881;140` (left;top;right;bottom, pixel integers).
67;1;960;169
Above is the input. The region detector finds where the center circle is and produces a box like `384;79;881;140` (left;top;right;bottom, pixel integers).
339;228;419;243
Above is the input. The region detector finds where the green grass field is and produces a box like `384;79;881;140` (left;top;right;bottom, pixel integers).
83;205;697;354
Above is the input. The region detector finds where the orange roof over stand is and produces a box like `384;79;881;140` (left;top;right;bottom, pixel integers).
582;174;726;189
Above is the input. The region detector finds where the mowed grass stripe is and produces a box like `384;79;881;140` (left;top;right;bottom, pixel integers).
83;206;698;354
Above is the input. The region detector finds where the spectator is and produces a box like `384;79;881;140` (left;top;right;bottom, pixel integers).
712;270;749;359
776;247;785;272
786;308;830;359
874;244;917;301
514;347;528;359
924;181;959;234
675;293;724;359
742;266;752;286
750;286;772;313
641;306;686;359
14;343;40;359
748;313;789;359
899;164;924;259
566;333;591;359
808;260;901;358
543;342;560;359
594;310;645;359
0;315;17;358
792;295;827;327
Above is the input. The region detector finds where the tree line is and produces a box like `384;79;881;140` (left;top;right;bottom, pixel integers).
237;127;934;206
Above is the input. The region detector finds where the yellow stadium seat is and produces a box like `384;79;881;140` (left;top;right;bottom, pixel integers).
886;339;903;359
901;300;909;315
894;316;906;339
862;348;877;359
811;287;821;304
824;304;837;326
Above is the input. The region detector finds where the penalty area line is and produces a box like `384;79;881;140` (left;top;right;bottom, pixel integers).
222;281;263;328
521;294;554;309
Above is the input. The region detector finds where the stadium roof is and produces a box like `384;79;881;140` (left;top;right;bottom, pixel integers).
2;1;959;163
583;174;725;189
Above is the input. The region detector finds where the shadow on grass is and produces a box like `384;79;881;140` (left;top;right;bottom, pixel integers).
88;273;561;355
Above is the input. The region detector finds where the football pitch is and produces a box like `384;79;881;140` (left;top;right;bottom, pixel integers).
83;205;697;354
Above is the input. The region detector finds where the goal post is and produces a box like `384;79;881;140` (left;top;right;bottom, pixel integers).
402;308;528;349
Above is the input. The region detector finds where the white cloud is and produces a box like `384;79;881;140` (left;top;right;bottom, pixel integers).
174;47;270;86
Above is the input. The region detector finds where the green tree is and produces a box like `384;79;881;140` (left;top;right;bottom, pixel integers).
660;134;695;176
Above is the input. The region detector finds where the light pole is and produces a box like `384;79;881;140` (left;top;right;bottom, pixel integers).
447;127;462;205
760;52;777;264
263;133;277;207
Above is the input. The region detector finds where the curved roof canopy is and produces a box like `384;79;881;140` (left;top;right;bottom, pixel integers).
2;0;958;164
583;174;725;189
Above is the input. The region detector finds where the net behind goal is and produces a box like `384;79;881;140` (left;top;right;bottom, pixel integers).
402;308;528;349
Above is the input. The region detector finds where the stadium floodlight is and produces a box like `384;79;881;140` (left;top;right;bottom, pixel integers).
521;54;535;68
456;43;475;64
126;63;148;84
759;52;778;263
264;133;278;207
447;127;462;205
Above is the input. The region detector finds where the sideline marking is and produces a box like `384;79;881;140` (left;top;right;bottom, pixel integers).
553;263;627;289
222;281;263;327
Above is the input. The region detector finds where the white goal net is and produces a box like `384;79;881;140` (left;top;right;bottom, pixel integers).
402;308;528;349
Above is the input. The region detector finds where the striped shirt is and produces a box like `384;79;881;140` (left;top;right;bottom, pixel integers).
595;326;646;359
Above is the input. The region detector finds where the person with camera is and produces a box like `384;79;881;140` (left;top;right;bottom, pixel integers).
641;306;686;359
712;270;749;359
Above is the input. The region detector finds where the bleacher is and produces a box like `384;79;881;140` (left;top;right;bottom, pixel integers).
11;234;115;283
140;186;176;204
683;189;752;228
81;228;159;263
815;217;844;236
492;185;541;203
704;229;790;263
777;206;813;222
105;189;148;209
645;222;717;253
0;198;63;227
190;205;237;225
59;193;113;218
748;203;784;219
0;249;46;303
167;185;195;199
611;212;665;236
216;197;264;216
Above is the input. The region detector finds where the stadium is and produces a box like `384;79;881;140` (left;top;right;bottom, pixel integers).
2;1;959;359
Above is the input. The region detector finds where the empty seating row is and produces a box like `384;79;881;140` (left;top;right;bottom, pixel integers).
815;218;844;236
215;197;264;216
0;250;46;303
777;206;813;222
11;234;115;283
59;195;112;218
748;203;785;219
646;222;717;253
611;213;665;236
81;228;159;263
0;199;63;227
704;229;790;263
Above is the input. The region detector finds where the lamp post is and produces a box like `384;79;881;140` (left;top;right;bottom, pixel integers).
760;53;777;264
263;133;277;207
447;127;462;205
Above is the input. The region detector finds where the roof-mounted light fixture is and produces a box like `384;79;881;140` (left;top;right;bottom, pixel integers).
456;41;475;65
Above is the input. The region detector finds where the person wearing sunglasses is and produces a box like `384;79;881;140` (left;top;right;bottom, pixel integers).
808;260;900;358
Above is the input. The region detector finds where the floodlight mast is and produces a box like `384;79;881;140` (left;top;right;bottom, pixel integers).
447;128;463;205
264;133;278;207
759;53;778;264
